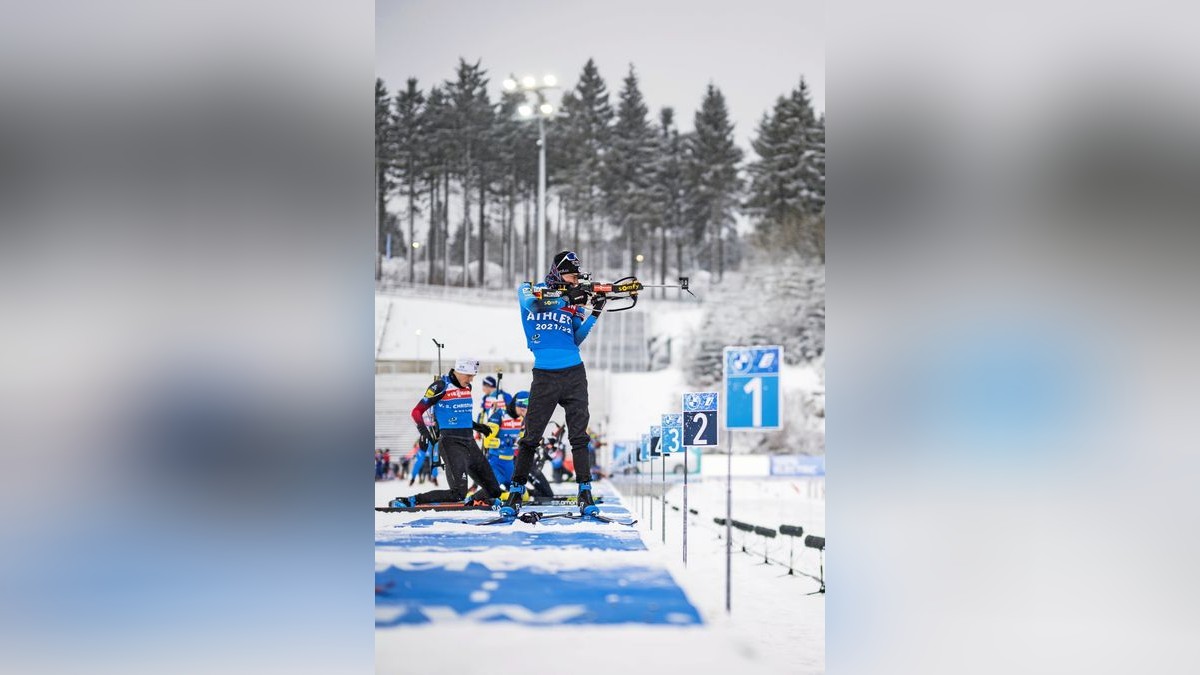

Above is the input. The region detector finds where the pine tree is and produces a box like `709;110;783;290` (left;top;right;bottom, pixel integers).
801;112;825;261
422;86;454;284
650;107;686;297
375;78;399;281
393;78;427;283
474;87;496;287
604;65;657;274
445;59;492;286
684;84;743;281
559;59;614;269
746;78;824;262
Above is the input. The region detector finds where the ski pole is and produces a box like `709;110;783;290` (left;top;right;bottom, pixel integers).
431;338;444;375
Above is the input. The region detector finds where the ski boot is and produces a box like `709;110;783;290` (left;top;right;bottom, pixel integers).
498;484;525;518
388;496;416;508
466;491;500;508
577;482;599;517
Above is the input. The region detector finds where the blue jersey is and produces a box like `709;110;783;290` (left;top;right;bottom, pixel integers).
495;413;523;458
479;390;512;425
517;282;597;370
415;374;475;431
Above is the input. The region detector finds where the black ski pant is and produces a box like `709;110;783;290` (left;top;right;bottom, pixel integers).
512;363;592;488
413;433;502;504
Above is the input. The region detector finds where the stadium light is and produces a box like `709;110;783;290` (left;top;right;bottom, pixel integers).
411;241;420;249
506;70;561;278
635;254;645;263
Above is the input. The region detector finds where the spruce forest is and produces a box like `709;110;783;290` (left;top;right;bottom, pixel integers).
375;58;824;292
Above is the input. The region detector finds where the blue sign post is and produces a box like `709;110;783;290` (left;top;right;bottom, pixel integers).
662;413;683;551
649;426;661;530
724;345;783;430
640;433;650;519
660;414;682;455
683;392;718;579
720;346;783;613
682;392;719;447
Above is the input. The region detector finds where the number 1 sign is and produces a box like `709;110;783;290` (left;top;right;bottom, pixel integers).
724;346;783;430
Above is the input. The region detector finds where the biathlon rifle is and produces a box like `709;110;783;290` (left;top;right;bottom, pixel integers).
536;275;695;312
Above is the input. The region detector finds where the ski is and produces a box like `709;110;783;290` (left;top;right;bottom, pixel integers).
375;496;601;512
531;495;605;506
473;510;568;526
376;503;494;513
475;514;516;526
562;512;639;527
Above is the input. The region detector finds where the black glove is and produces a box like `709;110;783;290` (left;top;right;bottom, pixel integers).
420;426;439;444
564;285;589;305
590;294;608;316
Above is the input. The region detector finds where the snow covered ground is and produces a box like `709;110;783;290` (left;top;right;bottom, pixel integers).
620;475;826;671
375;476;824;673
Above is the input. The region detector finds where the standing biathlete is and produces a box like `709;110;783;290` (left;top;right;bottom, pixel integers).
391;358;504;507
500;251;607;517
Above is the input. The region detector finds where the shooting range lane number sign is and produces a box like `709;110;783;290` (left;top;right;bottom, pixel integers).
682;392;718;447
724;346;783;430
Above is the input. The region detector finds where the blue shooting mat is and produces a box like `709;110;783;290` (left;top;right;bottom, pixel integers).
375;561;702;627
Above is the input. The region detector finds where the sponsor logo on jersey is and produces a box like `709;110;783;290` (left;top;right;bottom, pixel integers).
441;387;472;400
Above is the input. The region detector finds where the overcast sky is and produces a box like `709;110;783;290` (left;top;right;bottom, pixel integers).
376;0;824;150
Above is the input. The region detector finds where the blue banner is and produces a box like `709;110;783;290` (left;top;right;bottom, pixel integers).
768;455;826;477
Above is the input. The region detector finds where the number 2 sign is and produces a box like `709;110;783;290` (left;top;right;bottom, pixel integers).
682;392;718;447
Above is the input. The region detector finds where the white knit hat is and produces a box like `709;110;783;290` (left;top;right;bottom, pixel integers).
453;357;479;375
